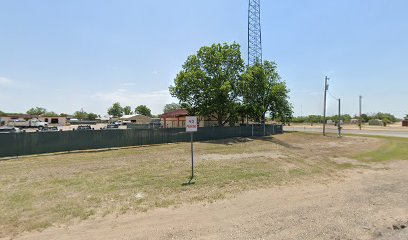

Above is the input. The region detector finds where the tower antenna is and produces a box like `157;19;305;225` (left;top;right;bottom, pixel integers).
248;0;262;66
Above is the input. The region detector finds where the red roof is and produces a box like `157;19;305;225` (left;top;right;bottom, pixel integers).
160;109;188;118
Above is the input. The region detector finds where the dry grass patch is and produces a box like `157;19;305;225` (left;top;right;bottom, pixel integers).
0;132;383;237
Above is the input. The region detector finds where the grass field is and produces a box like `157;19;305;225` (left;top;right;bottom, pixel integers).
0;132;404;237
354;136;408;162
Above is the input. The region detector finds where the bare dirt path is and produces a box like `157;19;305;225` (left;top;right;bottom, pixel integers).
13;160;408;240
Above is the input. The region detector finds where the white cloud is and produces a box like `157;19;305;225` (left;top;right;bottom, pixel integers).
0;77;13;86
121;82;136;87
152;71;159;75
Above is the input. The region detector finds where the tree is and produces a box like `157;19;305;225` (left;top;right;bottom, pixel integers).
239;61;293;123
87;113;98;120
308;115;323;124
0;110;5;116
135;105;152;117
163;103;181;113
373;112;397;123
107;102;123;117
405;114;408;120
59;113;68;117
170;42;245;126
27;107;47;116
43;111;59;117
73;111;88;120
123;106;133;115
361;114;369;123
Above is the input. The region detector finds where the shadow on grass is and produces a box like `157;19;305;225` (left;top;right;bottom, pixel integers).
200;134;302;150
182;177;196;186
0;148;122;162
255;136;303;149
204;137;254;146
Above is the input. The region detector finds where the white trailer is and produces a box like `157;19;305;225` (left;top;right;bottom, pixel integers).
7;119;48;129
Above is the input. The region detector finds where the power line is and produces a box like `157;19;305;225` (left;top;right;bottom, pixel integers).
327;90;339;101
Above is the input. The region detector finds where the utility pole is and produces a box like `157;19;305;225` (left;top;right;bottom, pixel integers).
359;95;362;130
338;98;342;137
323;76;329;136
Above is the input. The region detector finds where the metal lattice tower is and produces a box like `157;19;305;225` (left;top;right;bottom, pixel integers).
248;0;262;66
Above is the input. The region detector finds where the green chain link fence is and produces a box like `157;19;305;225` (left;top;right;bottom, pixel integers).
0;125;282;158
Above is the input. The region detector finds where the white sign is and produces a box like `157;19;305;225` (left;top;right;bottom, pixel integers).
186;116;198;132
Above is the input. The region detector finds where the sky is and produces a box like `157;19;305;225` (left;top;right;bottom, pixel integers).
0;0;407;117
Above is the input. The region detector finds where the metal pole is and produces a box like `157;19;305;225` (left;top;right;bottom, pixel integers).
338;98;342;137
323;76;328;136
263;122;266;136
359;95;362;130
252;124;254;137
191;132;194;179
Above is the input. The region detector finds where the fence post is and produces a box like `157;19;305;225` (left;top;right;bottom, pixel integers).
263;123;266;136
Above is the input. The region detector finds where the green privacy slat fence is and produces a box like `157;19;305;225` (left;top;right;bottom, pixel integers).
0;125;282;158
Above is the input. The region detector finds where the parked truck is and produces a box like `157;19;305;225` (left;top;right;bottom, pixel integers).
7;119;48;129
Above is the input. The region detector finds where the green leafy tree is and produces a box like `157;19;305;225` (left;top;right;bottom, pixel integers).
107;102;123;117
0;110;6;116
27;107;47;116
239;61;293;123
87;113;98;120
59;113;68;117
123;106;133;115
372;112;397;123
170;42;244;126
291;116;307;123
361;114;369;123
73;111;88;120
43;111;59;117
163;103;181;113
135;105;152;117
405;114;408;120
308;115;323;124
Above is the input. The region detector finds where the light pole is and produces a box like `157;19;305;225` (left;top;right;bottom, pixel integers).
359;95;362;130
338;98;342;137
323;76;329;136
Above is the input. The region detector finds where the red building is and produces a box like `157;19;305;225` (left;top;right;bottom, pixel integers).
160;109;188;128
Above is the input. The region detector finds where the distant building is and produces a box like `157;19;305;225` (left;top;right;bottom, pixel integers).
160;109;188;128
402;120;408;127
160;110;237;128
0;114;68;126
38;116;68;125
119;115;151;124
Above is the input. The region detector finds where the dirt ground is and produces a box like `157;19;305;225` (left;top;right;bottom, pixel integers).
11;161;408;240
1;133;407;240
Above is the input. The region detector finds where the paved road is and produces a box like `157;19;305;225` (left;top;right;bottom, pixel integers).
284;126;408;138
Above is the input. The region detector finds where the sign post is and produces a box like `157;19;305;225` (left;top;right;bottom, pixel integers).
186;116;198;179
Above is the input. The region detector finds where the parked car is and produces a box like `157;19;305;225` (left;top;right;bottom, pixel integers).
74;125;94;131
0;126;22;133
36;126;61;132
100;124;120;130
